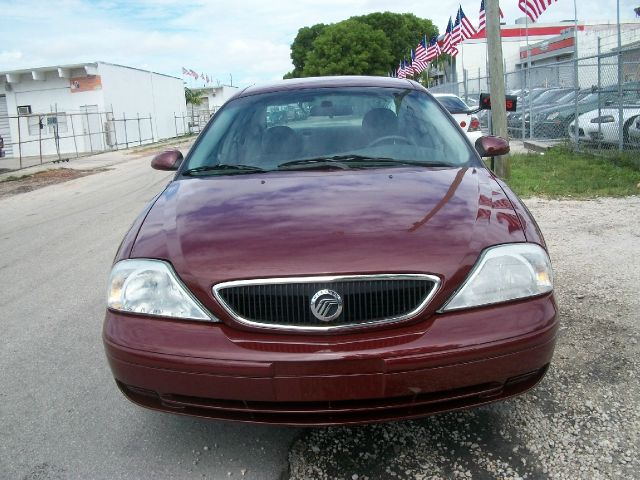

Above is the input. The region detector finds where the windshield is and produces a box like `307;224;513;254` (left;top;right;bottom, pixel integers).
433;95;470;114
533;89;572;106
184;87;476;175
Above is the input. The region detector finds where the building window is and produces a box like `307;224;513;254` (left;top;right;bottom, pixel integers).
17;105;32;115
27;116;43;136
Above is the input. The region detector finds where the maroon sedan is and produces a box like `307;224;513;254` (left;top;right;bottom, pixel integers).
104;76;557;426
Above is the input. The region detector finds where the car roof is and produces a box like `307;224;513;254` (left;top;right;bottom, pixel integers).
236;76;424;98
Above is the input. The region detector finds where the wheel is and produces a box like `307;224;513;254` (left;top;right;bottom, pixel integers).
368;135;415;147
623;116;639;148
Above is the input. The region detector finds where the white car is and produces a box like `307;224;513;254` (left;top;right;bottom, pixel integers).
569;104;640;145
432;94;483;144
628;116;640;145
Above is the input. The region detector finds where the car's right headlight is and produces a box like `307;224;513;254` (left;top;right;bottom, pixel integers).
441;243;553;312
107;259;214;321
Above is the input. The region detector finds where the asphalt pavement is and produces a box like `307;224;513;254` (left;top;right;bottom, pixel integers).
0;150;297;480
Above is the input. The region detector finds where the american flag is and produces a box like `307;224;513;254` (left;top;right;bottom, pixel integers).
518;0;557;23
189;69;198;79
478;0;505;32
405;56;416;77
413;36;429;73
442;17;454;54
181;67;189;75
442;17;459;57
459;6;478;39
451;10;463;47
397;61;406;79
425;35;441;62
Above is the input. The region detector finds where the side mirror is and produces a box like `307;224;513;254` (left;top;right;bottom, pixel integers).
475;136;510;158
151;149;183;171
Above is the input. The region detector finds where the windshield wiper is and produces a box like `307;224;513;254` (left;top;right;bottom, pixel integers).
278;155;454;170
182;164;266;176
278;155;393;169
354;158;454;168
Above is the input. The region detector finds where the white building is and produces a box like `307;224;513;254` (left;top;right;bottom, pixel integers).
185;85;240;130
0;61;186;159
195;85;240;112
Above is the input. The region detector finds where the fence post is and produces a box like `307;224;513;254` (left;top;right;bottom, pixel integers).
616;0;623;150
137;113;142;146
149;113;154;143
98;111;105;152
463;69;468;103
85;109;93;153
573;18;580;150
69;112;79;158
111;107;118;150
123;112;129;149
174;112;178;137
597;38;602;147
521;69;526;141
38;115;43;164
17;115;23;169
54;104;61;161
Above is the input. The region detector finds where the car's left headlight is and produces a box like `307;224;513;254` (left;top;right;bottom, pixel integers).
107;259;213;321
441;243;553;312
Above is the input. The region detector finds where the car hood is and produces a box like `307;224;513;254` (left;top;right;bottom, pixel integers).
131;167;526;315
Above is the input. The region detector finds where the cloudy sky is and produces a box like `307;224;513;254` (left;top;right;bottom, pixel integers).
1;0;637;87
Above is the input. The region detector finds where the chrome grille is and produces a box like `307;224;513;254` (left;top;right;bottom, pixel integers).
213;275;440;331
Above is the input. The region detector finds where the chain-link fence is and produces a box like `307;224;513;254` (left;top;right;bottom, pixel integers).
0;109;156;171
0;105;221;172
174;106;220;137
428;45;640;152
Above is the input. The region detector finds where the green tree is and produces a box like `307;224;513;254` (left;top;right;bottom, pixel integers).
301;20;393;77
184;87;203;106
285;12;438;78
285;23;327;78
354;12;437;67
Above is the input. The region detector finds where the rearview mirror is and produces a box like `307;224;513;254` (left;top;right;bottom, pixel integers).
475;136;510;158
151;149;183;171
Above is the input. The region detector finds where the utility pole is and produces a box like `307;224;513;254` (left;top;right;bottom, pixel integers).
485;0;510;179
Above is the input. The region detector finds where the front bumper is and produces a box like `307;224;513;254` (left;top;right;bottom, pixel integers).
104;294;558;425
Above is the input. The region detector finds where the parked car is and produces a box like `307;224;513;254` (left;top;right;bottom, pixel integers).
432;93;483;143
628;115;640;145
534;83;640;139
104;76;558;426
507;88;574;137
569;101;640;145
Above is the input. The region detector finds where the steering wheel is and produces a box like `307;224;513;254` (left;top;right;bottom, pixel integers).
368;135;415;147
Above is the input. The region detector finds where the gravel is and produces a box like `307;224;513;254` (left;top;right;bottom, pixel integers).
288;196;640;480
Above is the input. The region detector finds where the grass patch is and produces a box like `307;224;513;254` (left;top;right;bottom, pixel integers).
0;173;30;182
499;147;640;199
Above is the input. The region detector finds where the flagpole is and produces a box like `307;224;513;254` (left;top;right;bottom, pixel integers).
525;12;531;140
573;0;580;145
